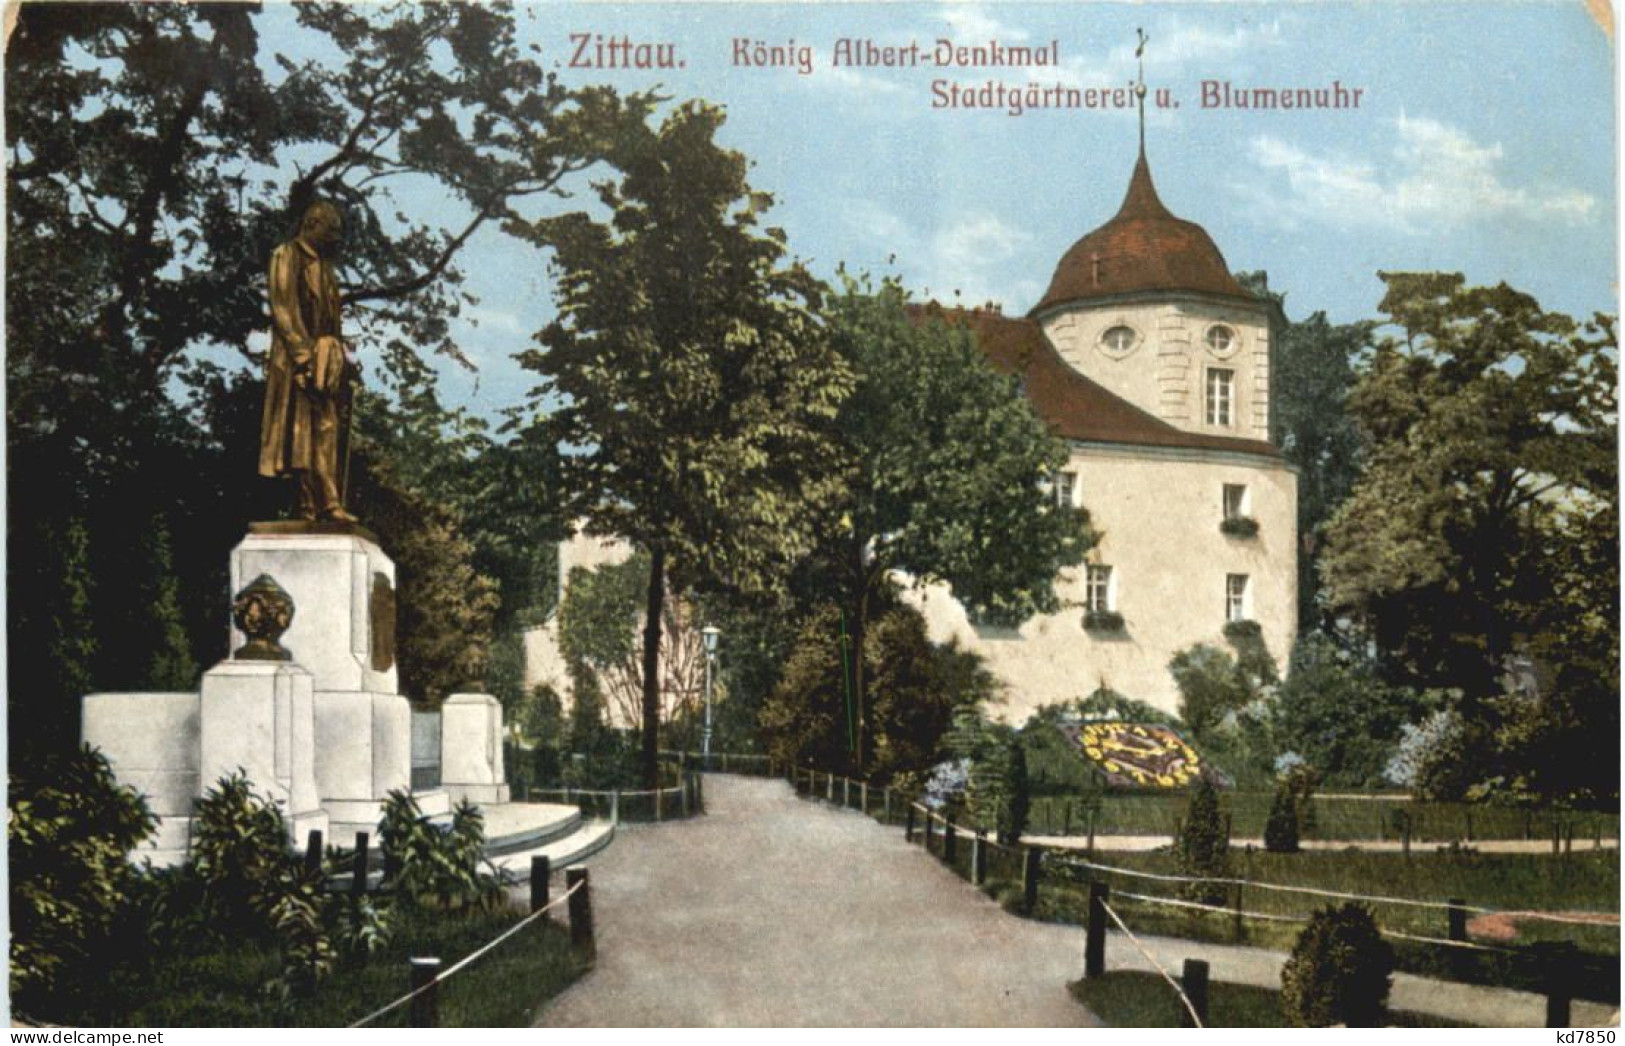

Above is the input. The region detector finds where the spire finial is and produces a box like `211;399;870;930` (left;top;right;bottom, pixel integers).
1134;28;1149;158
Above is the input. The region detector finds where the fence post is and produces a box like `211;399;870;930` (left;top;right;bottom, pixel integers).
655;785;664;822
1063;802;1072;836
1231;881;1244;942
1022;848;1042;915
906;804;916;843
567;867;596;956
723;753;730;774
409;957;441;1028
861;781;869;814
1181;958;1210;1028
1087;808;1096;855
973;831;987;886
303;830;324;880
884;788;893;823
531;856;552;913
1085;881;1109;978
1551;820;1561;855
680;776;690;818
924;811;935;853
944;821;958;866
612;788;620;826
826;773;835;802
843;777;851;808
1545;945;1575;1028
1447;898;1467;942
1464;809;1474;843
351;832;370;899
696;772;704;813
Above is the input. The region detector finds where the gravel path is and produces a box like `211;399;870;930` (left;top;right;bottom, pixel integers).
535;775;1615;1028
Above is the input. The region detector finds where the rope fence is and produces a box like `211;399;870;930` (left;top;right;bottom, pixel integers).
348;877;587;1028
1098;898;1205;1028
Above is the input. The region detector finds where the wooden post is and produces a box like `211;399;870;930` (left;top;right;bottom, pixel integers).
1085;881;1109;978
567;867;596;955
531;856;552;913
826;772;835;801
1595;817;1604;850
655;785;664;822
1545;946;1574;1028
861;781;869;814
906;804;916;843
1447;898;1467;942
1087;808;1096;855
1552;820;1561;855
1231;881;1244;941
924;811;935;853
409;957;441;1028
611;788;620;825
1464;809;1474;842
1565;821;1574;855
1063;801;1072;836
944;821;958;866
1402;822;1412;860
680;776;690;818
303;830;324;880
1181;959;1210;1028
973;831;988;886
843;776;850;808
351;832;370;899
1022;848;1042;914
884;788;893;823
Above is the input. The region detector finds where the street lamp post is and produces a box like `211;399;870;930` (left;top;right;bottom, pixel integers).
701;625;721;764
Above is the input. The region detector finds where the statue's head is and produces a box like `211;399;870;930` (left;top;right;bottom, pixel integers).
299;199;344;254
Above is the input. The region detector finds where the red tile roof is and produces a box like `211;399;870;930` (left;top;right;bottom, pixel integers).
913;303;1281;460
1034;152;1252;313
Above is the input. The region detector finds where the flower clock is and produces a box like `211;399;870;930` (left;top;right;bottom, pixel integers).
1062;722;1204;789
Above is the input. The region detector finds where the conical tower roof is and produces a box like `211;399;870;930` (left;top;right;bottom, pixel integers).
1033;151;1250;314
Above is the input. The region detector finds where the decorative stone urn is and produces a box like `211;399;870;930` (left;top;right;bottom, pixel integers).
232;574;294;661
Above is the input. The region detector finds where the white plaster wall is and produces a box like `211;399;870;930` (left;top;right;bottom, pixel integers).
1041;298;1271;440
909;443;1297;724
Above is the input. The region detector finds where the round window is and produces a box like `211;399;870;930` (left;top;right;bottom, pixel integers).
1205;325;1237;356
1100;325;1138;358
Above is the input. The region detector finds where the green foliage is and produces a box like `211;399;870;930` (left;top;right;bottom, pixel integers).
947;711;1031;844
1174;778;1231;905
759;603;994;781
1264;786;1300;854
377;791;505;912
137;513;199;690
1280;904;1395;1027
8;746;157;1006
1320;276;1617;801
1275;633;1435;788
1169;644;1257;739
519;102;852;785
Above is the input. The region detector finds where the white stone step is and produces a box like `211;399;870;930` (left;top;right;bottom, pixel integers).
488;821;616;882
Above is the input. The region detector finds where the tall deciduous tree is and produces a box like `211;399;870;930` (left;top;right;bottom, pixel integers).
819;281;1094;768
518;103;853;786
1320;274;1617;800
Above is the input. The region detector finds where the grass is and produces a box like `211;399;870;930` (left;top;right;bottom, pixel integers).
42;902;588;1027
1068;971;1471;1028
1027;792;1619;842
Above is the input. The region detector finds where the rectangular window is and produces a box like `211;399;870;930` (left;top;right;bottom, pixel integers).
1206;368;1234;426
1055;471;1077;510
1223;484;1247;520
1087;565;1113;613
1226;573;1249;623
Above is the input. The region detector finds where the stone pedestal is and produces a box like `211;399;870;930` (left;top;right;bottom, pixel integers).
440;693;509;805
231;526;411;846
199;660;327;843
83;692;202;863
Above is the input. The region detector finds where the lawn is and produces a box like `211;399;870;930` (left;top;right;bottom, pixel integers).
1069;970;1471;1028
32;902;588;1027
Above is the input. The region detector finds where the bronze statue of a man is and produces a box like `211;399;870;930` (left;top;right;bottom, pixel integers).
258;200;358;523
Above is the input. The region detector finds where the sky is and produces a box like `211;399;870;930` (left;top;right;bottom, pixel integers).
258;1;1618;419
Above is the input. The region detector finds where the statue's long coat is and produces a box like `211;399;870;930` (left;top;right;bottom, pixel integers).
258;238;342;478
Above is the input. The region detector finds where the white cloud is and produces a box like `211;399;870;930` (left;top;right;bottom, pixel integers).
939;5;1030;44
840;202;1040;308
1242;114;1598;234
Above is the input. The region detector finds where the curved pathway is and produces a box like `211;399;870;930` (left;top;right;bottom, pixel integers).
536;775;1615;1028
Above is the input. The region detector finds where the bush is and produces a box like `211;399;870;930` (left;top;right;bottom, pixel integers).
1174;777;1230;905
1264;786;1300;853
378;791;505;911
8;746;157;1007
1280;903;1394;1027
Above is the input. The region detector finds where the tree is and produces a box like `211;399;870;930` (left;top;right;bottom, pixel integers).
1280;904;1394;1027
1320;275;1617;800
518;103;853;787
1264;785;1300;853
1174;777;1230;906
818;282;1095;769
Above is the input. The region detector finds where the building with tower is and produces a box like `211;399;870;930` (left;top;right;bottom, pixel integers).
906;140;1299;723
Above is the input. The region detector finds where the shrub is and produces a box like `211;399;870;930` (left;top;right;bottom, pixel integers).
189;773;294;935
1264;786;1300;853
1174;777;1230;905
1083;609;1125;633
8;746;156;1006
1280;903;1394;1027
378;791;505;911
1220;516;1260;538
